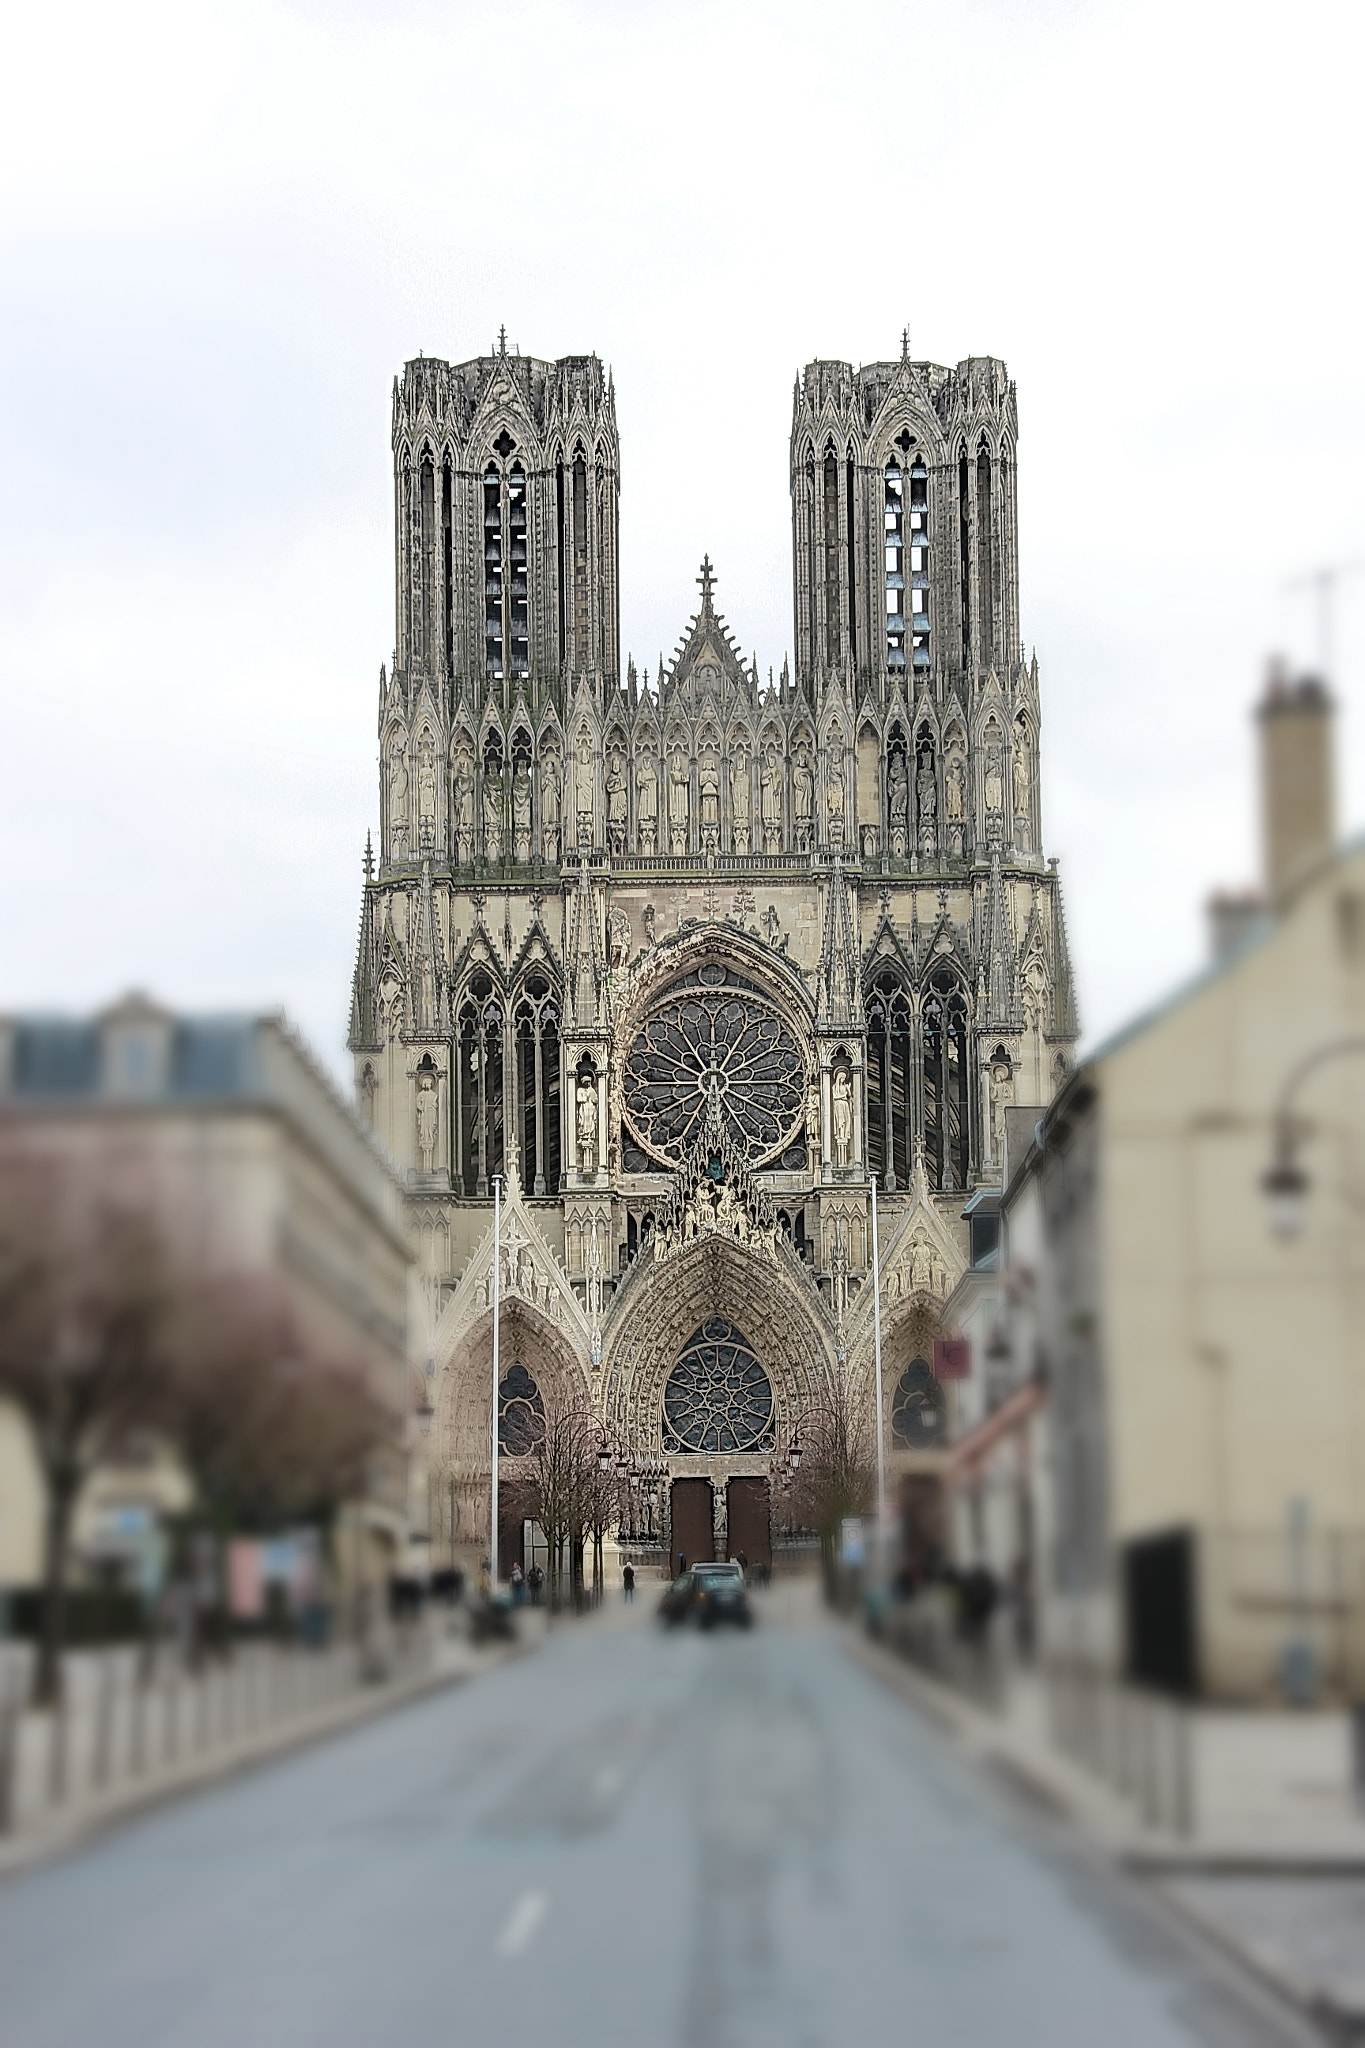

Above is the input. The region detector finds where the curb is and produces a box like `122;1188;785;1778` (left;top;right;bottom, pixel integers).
0;1633;532;1884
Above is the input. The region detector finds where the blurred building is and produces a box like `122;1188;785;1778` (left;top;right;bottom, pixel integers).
0;998;412;1605
1000;671;1365;1701
345;339;1078;1573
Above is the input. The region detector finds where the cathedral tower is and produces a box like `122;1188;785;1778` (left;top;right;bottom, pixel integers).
350;336;1077;1585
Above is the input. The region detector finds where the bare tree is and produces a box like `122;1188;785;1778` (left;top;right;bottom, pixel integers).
498;1385;603;1612
784;1361;878;1593
0;1147;176;1704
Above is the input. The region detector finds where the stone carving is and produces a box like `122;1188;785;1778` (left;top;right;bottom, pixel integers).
417;740;437;841
888;751;909;856
575;732;594;850
989;1054;1015;1158
825;738;846;846
760;747;782;852
609;907;630;969
699;749;721;849
831;1065;854;1168
765;902;780;947
575;1072;598;1173
984;735;1004;816
388;746;409;845
453;745;475;863
1012;733;1031;848
512;761;532;863
636;751;658;854
540;748;562;862
415;1068;438;1172
482;768;503;861
793;746;814;851
642;902;656;946
730;747;750;854
917;751;937;858
606;747;627;854
668;749;689;854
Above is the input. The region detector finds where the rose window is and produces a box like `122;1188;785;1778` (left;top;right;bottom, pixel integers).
663;1317;774;1454
621;966;806;1168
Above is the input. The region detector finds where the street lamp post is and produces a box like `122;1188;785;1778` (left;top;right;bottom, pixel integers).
490;1173;502;1585
1260;1037;1365;1238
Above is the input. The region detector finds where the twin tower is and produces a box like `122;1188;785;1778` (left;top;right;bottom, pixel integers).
350;337;1075;1372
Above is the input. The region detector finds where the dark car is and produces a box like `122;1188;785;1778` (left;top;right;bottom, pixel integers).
658;1560;755;1629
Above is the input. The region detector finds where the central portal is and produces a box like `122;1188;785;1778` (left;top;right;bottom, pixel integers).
670;1477;714;1574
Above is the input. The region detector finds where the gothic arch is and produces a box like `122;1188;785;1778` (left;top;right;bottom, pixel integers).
599;1234;835;1451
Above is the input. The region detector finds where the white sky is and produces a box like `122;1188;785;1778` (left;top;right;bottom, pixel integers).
3;0;1364;1081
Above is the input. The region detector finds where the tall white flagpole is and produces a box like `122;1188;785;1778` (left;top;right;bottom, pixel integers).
491;1173;501;1586
870;1173;887;1568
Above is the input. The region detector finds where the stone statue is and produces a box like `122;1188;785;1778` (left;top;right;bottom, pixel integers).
540;750;561;861
512;762;532;862
388;749;409;836
761;748;782;852
699;750;720;846
609;907;630;968
636;752;658;853
989;1057;1015;1158
916;753;937;856
831;1066;853;1168
945;749;966;821
606;748;627;853
415;1069;438;1172
416;742;437;838
730;749;750;854
826;766;845;845
642;901;656;946
910;1235;933;1292
482;769;503;861
805;1079;821;1158
793;748;814;850
888;752;909;856
984;739;1004;815
764;902;780;947
1012;742;1029;817
668;749;689;854
575;732;594;849
575;1074;597;1174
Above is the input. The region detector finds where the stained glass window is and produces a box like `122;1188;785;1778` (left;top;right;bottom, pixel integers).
499;1362;544;1455
663;1317;774;1454
891;1358;945;1448
622;966;805;1168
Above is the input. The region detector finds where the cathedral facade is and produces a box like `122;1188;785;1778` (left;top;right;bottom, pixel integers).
349;337;1077;1571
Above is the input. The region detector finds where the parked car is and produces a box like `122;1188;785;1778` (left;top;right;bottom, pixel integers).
659;1560;753;1630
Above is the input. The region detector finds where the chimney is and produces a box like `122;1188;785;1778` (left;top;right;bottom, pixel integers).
1258;656;1335;904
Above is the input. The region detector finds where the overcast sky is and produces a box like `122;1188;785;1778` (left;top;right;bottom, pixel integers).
3;0;1363;1080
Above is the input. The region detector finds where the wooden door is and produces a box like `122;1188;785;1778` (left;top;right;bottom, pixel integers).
669;1478;714;1575
726;1477;771;1569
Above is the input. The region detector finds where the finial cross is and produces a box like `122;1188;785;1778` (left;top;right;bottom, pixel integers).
901;326;910;362
697;555;715;604
497;324;507;356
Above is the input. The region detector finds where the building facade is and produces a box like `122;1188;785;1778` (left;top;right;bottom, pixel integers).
349;337;1077;1571
0;998;412;1603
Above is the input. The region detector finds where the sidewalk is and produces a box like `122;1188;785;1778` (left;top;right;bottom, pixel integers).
851;1624;1365;2036
0;1610;541;1882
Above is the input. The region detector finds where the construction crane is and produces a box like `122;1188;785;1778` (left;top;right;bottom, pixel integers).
1283;558;1365;685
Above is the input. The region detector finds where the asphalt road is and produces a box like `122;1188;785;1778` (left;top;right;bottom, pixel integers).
0;1585;1325;2048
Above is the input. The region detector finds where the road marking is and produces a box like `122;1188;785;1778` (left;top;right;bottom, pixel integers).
497;1889;547;1956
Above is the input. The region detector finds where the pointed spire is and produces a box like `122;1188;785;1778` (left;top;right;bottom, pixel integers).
363;831;375;882
348;860;380;1051
696;555;716;612
983;854;1018;1030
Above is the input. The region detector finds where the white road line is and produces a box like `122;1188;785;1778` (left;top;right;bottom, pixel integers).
496;1889;548;1956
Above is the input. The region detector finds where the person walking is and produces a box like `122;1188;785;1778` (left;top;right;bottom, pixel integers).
622;1563;635;1605
509;1561;525;1607
527;1563;544;1607
676;1552;687;1579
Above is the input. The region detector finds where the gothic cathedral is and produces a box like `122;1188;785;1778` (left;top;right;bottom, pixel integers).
349;338;1077;1571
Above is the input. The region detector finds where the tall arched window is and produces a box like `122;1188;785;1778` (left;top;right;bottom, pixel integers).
922;969;970;1193
884;458;906;672
823;448;841;665
866;972;913;1191
457;976;504;1195
508;463;528;677
909;458;930;672
976;441;994;671
483;464;503;678
515;975;562;1195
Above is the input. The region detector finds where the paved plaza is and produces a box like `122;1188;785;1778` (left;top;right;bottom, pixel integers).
0;1586;1324;2048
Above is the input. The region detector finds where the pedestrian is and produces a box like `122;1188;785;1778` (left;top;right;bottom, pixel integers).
528;1563;544;1607
509;1561;525;1607
676;1552;687;1579
622;1563;635;1604
737;1551;749;1577
478;1556;491;1599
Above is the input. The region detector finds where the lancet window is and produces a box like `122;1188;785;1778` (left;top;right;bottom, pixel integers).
823;449;840;665
884;458;906;672
508;464;529;678
515;975;562;1196
483;464;503;679
976;442;994;671
456;976;505;1195
866;972;914;1191
908;458;930;672
922;969;970;1192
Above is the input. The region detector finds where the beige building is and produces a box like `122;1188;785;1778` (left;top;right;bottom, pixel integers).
1003;675;1365;1700
0;997;413;1604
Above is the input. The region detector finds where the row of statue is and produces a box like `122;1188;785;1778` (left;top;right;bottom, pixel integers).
384;718;1034;862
